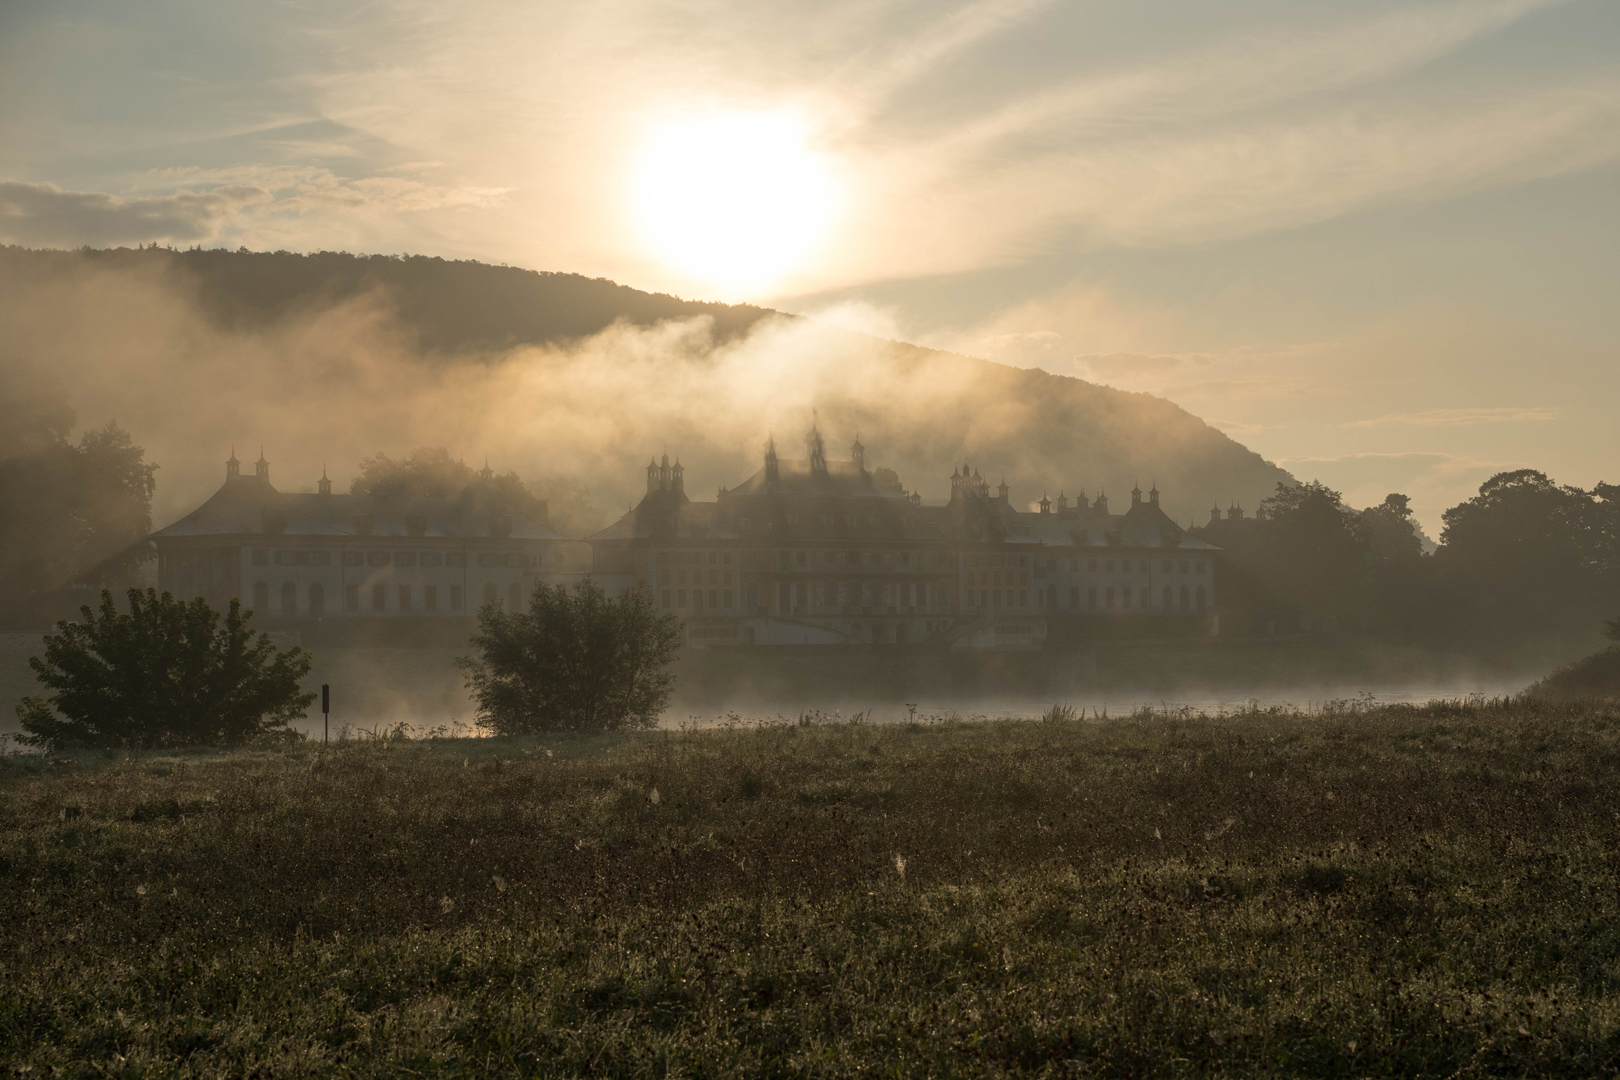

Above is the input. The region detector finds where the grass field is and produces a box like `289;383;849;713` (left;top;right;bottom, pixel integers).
4;699;1620;1076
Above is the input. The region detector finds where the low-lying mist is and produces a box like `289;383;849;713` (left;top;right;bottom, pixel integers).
0;247;1292;532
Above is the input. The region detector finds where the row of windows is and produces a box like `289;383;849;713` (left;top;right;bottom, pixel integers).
1049;583;1208;612
659;580;947;614
965;588;1029;609
965;569;1030;589
250;549;538;569
660;567;735;587
769;580;945;614
1043;557;1208;575
249;580;527;615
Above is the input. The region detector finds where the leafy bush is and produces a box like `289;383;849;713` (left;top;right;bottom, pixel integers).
459;578;682;735
15;588;314;749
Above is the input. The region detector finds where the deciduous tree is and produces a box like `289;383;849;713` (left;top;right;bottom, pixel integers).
16;589;314;750
460;579;682;735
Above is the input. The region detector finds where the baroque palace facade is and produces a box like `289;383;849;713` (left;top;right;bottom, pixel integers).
150;451;567;621
588;428;1218;649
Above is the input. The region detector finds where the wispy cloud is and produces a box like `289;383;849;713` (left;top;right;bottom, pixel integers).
0;181;271;246
1346;406;1560;428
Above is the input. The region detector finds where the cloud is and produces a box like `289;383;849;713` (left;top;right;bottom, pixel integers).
1346;406;1560;428
0;181;270;246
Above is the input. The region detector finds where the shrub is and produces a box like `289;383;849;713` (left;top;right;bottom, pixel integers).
15;588;315;749
459;578;682;735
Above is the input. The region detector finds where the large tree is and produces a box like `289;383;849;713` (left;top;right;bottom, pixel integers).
349;445;602;537
17;589;314;750
0;388;157;627
1436;470;1615;643
460;579;682;735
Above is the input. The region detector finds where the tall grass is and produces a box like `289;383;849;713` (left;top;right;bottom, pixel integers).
4;698;1620;1075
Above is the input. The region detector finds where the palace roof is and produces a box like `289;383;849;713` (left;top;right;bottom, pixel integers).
151;477;563;541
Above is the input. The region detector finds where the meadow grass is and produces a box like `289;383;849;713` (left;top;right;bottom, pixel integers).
4;698;1620;1076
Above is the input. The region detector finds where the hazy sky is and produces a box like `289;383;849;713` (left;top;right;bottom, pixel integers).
2;0;1617;534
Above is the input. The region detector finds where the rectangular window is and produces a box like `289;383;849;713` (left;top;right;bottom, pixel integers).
1069;585;1079;608
1088;560;1097;572
372;584;386;611
1018;555;1027;568
708;552;717;565
345;585;360;612
477;553;502;568
661;589;671;609
343;550;364;567
398;585;411;611
368;551;388;567
309;551;331;567
424;585;438;611
252;549;269;566
1140;586;1150;607
275;550;297;566
724;588;733;608
1019;589;1028;607
420;552;444;568
708;588;718;608
1104;560;1114;573
446;552;466;568
657;551;669;565
677;589;687;608
1088;587;1098;609
1105;587;1115;608
450;584;463;610
507;554;525;568
1069;558;1079;572
394;552;416;567
1123;588;1132;609
692;590;704;612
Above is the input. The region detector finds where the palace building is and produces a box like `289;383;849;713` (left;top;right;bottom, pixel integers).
150;451;567;621
588;427;1218;649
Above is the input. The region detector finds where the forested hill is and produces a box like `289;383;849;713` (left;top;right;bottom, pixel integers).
0;245;1294;526
2;246;775;353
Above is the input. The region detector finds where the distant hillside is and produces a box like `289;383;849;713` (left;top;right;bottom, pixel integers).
0;246;1294;528
0;246;775;353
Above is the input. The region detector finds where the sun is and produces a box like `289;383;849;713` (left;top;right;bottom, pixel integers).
630;111;839;295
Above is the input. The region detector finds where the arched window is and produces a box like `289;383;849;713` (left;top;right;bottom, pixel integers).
1196;584;1206;614
1178;584;1189;612
508;582;523;611
308;581;325;618
280;581;297;617
252;582;268;613
482;582;498;607
745;580;759;612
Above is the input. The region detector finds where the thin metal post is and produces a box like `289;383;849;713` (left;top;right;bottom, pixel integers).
322;683;330;744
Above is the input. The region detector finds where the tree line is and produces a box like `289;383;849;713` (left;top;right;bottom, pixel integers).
1196;471;1620;647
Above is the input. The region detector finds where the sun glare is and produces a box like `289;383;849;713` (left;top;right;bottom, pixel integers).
631;112;839;295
